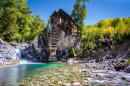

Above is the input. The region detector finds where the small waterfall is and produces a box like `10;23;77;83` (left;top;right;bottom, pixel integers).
15;48;42;64
15;48;28;64
15;48;22;60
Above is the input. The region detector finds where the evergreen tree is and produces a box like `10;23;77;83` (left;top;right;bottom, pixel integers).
71;0;90;37
0;0;46;42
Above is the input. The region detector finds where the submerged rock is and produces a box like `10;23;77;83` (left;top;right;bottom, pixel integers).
72;82;80;86
19;83;27;86
0;62;3;67
62;83;71;86
96;74;101;78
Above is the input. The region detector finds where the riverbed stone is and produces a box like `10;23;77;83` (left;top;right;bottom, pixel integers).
20;83;27;86
72;82;80;86
121;77;130;82
125;65;130;73
62;83;71;86
114;62;126;71
6;62;129;86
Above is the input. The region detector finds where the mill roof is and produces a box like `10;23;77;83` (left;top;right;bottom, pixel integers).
50;9;77;26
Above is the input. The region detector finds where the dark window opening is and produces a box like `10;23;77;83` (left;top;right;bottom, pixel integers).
60;12;62;16
51;18;54;23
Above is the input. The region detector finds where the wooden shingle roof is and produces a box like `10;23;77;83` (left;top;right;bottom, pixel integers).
50;11;61;18
50;9;77;26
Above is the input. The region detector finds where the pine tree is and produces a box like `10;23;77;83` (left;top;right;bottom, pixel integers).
0;0;46;42
71;0;90;37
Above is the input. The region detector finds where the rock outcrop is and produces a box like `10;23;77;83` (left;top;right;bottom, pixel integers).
57;30;80;59
10;30;80;62
57;30;80;51
31;36;47;61
15;31;79;62
48;29;81;61
0;38;19;66
16;35;47;62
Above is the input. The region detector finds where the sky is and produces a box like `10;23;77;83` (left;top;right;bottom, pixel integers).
27;0;130;25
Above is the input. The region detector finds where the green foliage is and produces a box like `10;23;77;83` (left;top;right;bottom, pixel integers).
69;47;76;58
71;0;90;37
62;50;66;56
81;17;130;50
0;0;46;42
126;57;130;64
84;41;95;49
43;28;48;46
116;30;122;42
46;18;51;32
42;18;52;46
57;54;62;58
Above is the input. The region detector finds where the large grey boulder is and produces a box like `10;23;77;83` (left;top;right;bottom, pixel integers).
0;38;19;66
57;30;80;51
48;29;80;62
56;30;80;58
125;65;130;73
31;35;47;61
114;62;126;71
18;35;47;62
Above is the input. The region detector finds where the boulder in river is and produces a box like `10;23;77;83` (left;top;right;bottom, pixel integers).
114;60;127;71
125;65;130;73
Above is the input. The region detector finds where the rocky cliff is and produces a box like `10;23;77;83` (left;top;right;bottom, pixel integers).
0;30;81;64
0;38;19;66
15;35;48;62
57;29;80;51
19;29;81;62
0;29;80;63
54;29;81;61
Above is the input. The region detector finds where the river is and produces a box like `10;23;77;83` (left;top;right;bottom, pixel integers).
0;62;130;86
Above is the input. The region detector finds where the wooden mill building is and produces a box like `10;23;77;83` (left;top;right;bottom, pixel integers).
50;9;77;35
49;9;77;61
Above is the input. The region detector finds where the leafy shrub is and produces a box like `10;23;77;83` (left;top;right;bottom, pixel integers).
126;57;130;64
69;47;75;58
84;42;95;49
57;54;62;58
81;17;130;50
116;30;122;42
62;50;66;56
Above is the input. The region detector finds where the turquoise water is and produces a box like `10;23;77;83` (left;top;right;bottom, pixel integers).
0;62;67;85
